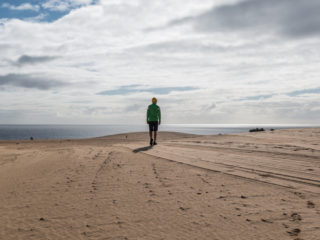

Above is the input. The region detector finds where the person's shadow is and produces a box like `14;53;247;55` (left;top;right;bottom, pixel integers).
132;145;153;153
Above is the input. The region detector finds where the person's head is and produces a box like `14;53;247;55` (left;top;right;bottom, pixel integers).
152;97;157;104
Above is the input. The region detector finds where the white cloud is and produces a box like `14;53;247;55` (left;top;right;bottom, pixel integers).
42;0;70;12
0;0;319;124
2;3;40;11
42;0;95;12
24;13;48;22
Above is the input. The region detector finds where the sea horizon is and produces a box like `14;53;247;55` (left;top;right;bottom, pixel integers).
0;123;318;141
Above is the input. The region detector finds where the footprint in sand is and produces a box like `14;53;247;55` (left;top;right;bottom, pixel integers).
294;192;305;199
179;206;190;211
287;228;301;236
290;213;302;221
261;218;273;223
217;196;226;199
307;201;315;208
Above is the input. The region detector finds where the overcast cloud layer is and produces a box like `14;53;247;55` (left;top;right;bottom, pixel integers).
170;0;320;38
0;0;320;124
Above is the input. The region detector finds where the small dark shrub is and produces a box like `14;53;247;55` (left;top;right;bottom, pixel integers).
249;128;265;132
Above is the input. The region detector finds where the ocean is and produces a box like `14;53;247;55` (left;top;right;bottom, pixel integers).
0;124;317;140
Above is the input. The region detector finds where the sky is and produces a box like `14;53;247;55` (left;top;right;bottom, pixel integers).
0;0;320;124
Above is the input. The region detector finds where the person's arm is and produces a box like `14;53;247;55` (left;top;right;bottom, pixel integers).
158;107;161;125
146;107;149;123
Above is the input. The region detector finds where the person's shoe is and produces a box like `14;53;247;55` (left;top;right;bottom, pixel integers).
150;139;153;146
153;141;157;145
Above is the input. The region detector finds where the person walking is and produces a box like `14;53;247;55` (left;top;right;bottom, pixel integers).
147;97;161;146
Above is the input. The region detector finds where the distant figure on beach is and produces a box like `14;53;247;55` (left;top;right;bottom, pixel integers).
147;97;161;146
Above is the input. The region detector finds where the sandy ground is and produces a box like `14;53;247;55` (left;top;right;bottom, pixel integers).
0;128;319;240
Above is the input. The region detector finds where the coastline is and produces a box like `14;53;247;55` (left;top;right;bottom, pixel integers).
0;128;319;239
1;124;319;141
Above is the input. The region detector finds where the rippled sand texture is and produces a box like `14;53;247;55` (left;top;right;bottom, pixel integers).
0;129;319;240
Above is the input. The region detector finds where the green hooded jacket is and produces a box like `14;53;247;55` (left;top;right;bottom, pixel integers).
147;103;161;123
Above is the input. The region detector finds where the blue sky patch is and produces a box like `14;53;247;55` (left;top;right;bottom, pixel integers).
287;87;320;97
97;85;198;96
239;94;274;101
0;0;97;22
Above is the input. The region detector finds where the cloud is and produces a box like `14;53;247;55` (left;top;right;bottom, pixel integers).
235;88;320;102
168;0;320;38
0;0;319;125
240;94;275;101
80;106;108;115
2;3;40;11
42;0;95;12
42;1;69;12
97;85;198;96
0;1;98;22
202;103;217;112
129;40;228;54
24;13;48;22
12;55;58;66
125;104;143;112
0;74;68;90
287;87;320;97
240;98;320;123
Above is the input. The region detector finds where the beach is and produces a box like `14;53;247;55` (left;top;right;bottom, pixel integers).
0;128;319;240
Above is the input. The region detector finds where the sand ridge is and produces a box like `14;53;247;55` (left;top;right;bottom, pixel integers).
0;128;319;239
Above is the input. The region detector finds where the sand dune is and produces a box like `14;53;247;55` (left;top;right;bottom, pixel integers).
0;128;319;239
124;129;320;193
